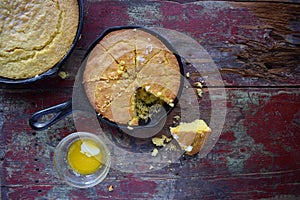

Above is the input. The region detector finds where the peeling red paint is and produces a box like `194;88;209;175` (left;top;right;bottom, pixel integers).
5;185;54;200
1;1;300;199
94;178;157;199
244;92;300;171
78;1;130;49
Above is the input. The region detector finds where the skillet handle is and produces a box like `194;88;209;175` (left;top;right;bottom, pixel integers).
29;100;72;131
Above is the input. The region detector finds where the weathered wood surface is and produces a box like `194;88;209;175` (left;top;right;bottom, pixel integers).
1;0;300;199
1;88;299;199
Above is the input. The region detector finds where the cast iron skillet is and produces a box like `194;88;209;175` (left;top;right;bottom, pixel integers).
0;0;84;84
29;26;185;138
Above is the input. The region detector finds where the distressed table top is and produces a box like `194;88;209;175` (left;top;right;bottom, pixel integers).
1;0;300;199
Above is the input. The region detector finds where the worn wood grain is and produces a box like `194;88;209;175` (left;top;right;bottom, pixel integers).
221;2;300;85
0;1;298;88
1;0;300;199
75;0;300;86
1;88;300;199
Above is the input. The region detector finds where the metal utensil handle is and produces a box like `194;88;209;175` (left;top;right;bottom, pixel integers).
29;100;72;131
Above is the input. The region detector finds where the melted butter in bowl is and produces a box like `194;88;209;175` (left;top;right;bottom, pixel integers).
67;139;104;175
54;132;111;188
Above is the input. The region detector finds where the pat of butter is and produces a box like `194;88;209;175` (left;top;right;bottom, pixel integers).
80;141;100;157
185;145;193;152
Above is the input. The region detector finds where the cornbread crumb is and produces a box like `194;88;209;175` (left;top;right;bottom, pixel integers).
151;148;159;157
165;136;172;143
152;135;172;147
194;82;203;88
196;88;203;97
58;71;69;79
186;72;190;78
108;185;114;192
152;136;166;147
174;115;180;121
173;115;180;124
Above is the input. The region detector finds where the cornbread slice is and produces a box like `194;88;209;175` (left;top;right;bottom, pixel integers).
0;0;79;79
100;29;137;78
170;119;211;155
134;29;169;73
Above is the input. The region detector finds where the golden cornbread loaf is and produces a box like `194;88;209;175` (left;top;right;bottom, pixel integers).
83;28;181;126
170;119;211;155
0;0;79;79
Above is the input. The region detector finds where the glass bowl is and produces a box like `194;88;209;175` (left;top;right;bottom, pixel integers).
54;132;111;188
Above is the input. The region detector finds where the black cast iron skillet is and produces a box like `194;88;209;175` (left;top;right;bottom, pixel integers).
29;26;185;138
0;0;84;84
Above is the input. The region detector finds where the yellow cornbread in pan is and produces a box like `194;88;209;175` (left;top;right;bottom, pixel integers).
83;29;181;126
0;0;79;79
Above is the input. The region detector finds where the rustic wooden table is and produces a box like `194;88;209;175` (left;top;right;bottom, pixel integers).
1;0;300;199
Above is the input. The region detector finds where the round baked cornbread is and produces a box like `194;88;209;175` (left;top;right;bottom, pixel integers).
83;28;182;126
0;0;79;79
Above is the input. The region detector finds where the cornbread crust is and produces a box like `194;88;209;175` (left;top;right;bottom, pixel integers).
83;29;181;125
0;0;79;79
